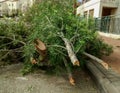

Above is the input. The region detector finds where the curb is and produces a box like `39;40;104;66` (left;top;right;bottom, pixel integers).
86;61;120;93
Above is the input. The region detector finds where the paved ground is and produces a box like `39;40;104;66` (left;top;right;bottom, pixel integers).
0;63;99;93
100;36;120;74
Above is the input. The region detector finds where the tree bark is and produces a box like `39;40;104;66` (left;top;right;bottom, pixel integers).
83;52;108;69
62;37;80;66
63;58;75;85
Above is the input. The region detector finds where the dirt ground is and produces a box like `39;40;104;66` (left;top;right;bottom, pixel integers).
0;63;99;93
100;36;120;74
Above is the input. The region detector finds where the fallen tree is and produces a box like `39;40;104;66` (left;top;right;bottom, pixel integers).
0;0;113;85
22;0;112;84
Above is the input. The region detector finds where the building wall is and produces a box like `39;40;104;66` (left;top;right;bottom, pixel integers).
0;0;35;16
77;0;101;18
0;1;9;16
77;0;120;18
18;0;35;12
5;0;19;16
113;2;120;17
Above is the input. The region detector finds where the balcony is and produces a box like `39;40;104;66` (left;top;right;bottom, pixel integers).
78;0;119;7
100;0;119;8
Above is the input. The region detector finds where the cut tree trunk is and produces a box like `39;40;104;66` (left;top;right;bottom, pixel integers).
34;39;47;62
83;52;108;69
62;37;80;66
63;58;75;85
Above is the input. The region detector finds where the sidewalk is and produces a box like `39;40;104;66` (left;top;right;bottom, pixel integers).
100;36;120;74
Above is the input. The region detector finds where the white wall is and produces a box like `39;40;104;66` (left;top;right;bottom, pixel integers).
101;0;119;8
0;2;8;15
113;1;120;17
77;0;119;18
5;1;19;15
0;0;35;16
6;1;19;10
77;0;101;18
19;0;35;12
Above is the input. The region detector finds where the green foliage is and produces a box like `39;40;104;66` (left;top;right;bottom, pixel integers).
85;38;113;57
0;19;30;63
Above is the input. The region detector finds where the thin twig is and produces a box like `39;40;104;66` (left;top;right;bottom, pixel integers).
47;45;66;50
0;47;23;52
70;34;80;42
0;36;26;45
0;41;13;48
54;49;67;56
0;52;10;61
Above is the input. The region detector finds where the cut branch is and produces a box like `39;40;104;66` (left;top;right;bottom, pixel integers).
63;58;75;85
62;37;80;66
83;52;108;69
31;57;38;64
34;39;47;62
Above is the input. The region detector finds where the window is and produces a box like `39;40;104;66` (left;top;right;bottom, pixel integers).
84;11;88;18
89;9;94;18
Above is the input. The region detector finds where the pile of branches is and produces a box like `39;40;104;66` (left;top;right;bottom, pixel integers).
0;19;30;63
0;0;112;85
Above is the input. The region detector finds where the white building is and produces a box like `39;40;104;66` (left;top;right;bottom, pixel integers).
0;0;9;16
0;0;35;16
6;0;19;16
19;0;35;12
77;0;120;18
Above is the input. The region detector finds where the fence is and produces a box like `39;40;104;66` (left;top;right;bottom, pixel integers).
95;16;120;35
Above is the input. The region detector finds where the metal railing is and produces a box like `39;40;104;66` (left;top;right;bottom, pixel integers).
95;16;120;35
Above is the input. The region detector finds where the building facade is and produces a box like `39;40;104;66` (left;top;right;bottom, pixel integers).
0;0;35;16
77;0;120;18
0;0;9;16
19;0;35;12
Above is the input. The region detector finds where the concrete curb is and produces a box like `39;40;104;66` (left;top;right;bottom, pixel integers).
86;61;120;93
98;31;120;39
